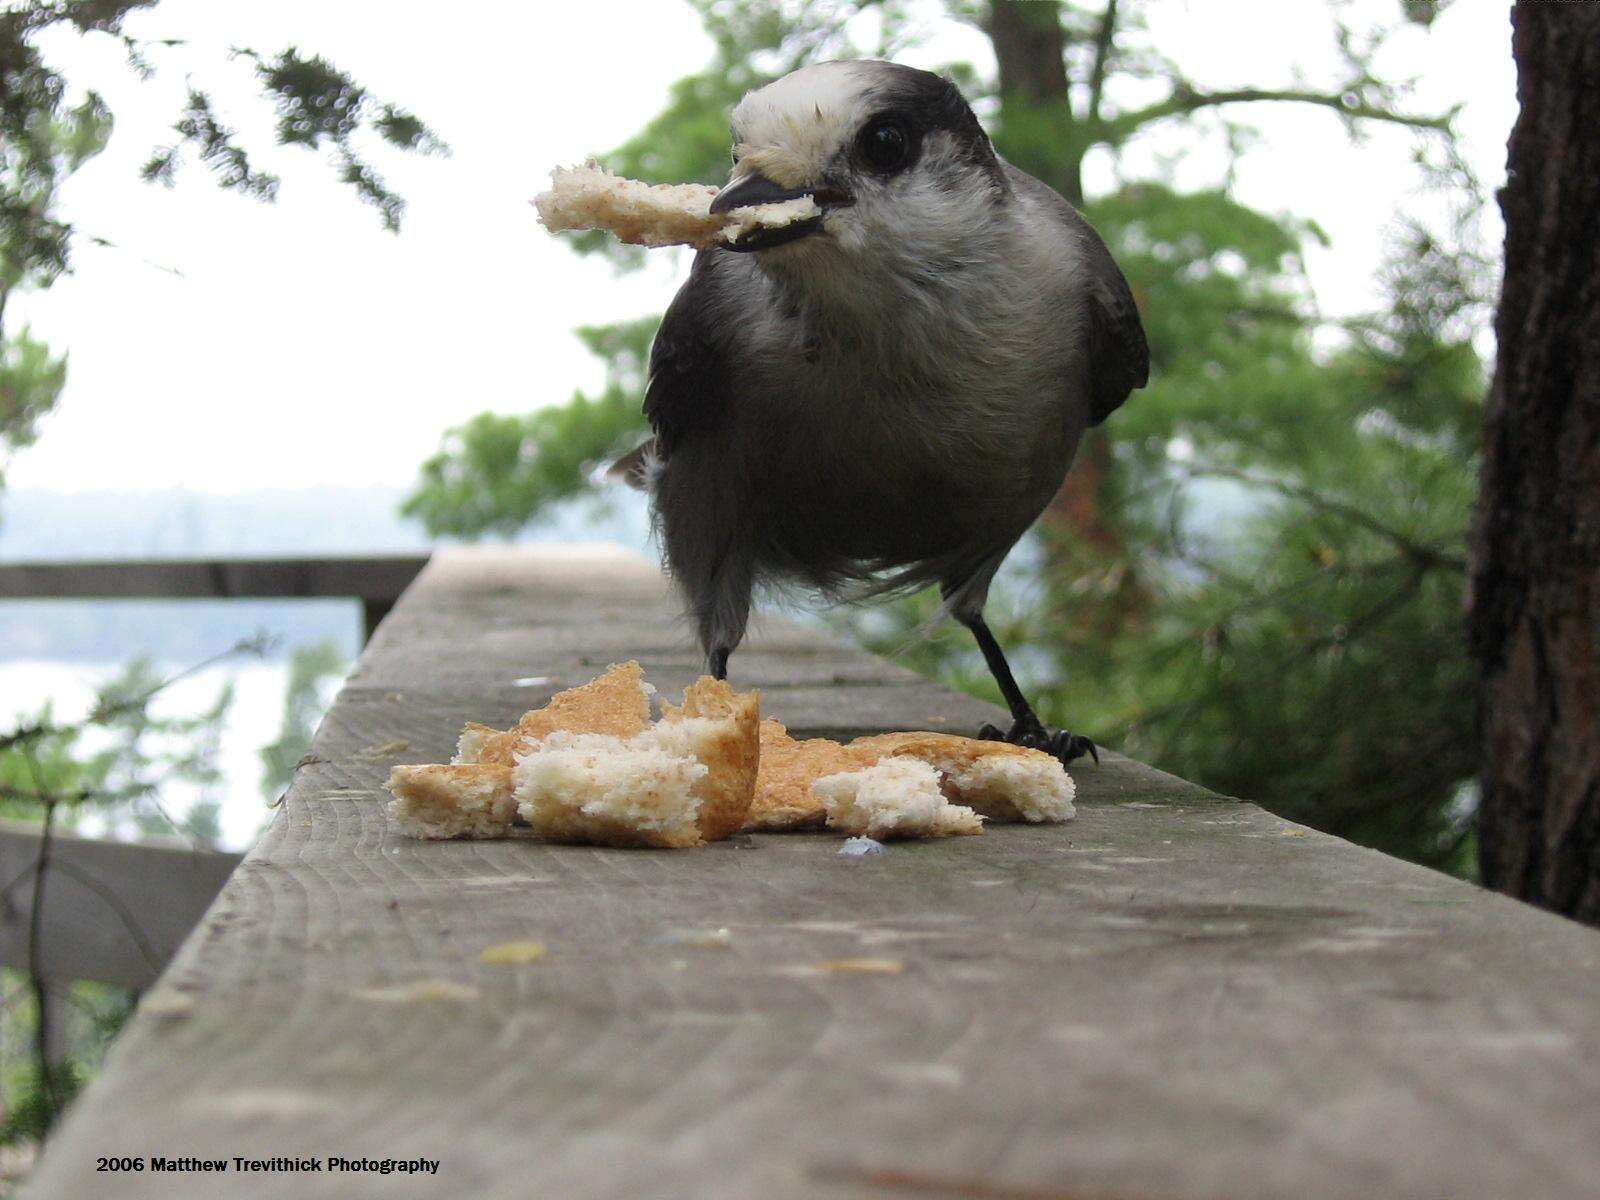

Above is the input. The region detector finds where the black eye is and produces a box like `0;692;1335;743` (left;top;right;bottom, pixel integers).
856;118;912;175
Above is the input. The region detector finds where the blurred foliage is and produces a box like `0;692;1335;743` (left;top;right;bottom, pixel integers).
403;317;659;537
0;976;132;1147
259;639;347;802
0;655;234;842
0;646;247;1143
0;1053;85;1150
0;87;109;502
406;1;1486;873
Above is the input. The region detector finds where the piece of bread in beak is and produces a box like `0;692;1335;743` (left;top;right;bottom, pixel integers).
534;162;819;250
387;664;760;848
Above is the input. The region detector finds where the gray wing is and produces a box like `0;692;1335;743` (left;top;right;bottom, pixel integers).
1004;164;1149;426
643;250;736;458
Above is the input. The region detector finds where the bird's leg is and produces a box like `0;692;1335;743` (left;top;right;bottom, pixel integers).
958;612;1098;766
708;646;731;681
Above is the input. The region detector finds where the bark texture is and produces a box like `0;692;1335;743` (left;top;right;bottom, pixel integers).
985;0;1125;548
1470;1;1600;922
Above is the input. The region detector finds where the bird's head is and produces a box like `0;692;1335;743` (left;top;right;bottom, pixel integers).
713;61;1008;273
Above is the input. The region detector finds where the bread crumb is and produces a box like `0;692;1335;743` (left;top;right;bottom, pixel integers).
799;958;905;975
653;927;733;948
198;1090;331;1119
141;987;195;1017
838;836;886;858
479;940;547;965
351;979;480;1004
354;738;411;761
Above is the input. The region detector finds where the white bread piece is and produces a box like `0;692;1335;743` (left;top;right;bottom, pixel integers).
513;724;709;849
454;723;497;765
813;757;983;841
388;666;757;846
944;753;1077;823
534;163;819;250
746;722;1076;832
387;763;516;840
848;732;1076;824
513;677;759;849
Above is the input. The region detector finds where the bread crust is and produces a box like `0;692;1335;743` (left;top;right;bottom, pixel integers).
747;719;880;832
386;763;517;840
662;677;762;842
470;661;652;767
745;725;1075;830
389;665;759;848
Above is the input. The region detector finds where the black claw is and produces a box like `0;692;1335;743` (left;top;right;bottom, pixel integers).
978;717;1099;767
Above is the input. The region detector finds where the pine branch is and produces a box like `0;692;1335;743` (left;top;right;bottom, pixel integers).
24;763;61;1122
1105;84;1457;142
1085;0;1121;126
1176;464;1467;572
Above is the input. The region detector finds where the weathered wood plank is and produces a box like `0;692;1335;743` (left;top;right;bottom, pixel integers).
0;555;428;603
24;547;1600;1200
0;824;241;990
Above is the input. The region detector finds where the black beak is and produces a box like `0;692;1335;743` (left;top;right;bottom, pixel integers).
709;172;814;214
711;171;835;253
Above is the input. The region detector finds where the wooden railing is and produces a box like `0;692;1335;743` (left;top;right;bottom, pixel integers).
0;555;431;1020
0;553;430;642
19;545;1600;1200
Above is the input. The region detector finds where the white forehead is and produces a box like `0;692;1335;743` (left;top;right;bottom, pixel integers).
731;62;877;142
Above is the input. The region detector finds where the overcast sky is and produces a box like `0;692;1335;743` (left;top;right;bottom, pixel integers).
8;0;1516;497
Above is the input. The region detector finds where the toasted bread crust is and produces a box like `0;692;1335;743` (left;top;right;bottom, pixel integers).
747;725;1073;830
745;720;880;831
473;661;652;766
387;763;516;840
854;733;1074;822
672;679;762;842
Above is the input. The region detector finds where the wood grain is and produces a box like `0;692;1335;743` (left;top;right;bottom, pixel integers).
25;547;1600;1200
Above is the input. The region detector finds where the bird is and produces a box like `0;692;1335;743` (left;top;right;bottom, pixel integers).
627;59;1148;765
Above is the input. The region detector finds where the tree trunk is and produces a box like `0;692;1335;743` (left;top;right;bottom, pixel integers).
985;0;1083;206
985;0;1124;551
1469;1;1600;922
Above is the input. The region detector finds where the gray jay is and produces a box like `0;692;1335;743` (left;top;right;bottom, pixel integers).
629;60;1148;764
